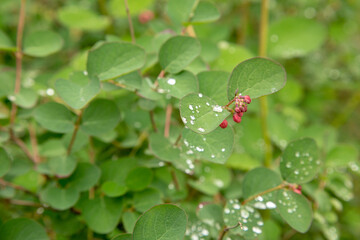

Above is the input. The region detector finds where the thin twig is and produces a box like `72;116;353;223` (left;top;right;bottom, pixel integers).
9;0;26;127
29;122;40;164
170;168;180;190
67;110;84;155
258;0;272;167
124;0;136;43
164;104;172;138
7;199;43;207
149;110;158;132
129;131;148;157
241;183;285;206
10;133;37;164
218;222;242;240
174;133;182;146
0;179;37;196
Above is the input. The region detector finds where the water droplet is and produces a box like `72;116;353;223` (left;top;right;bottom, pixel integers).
233;203;240;209
243;226;248;231
201;229;209;236
212;105;223;113
224;208;230;214
254;202;266;209
295;152;300;157
206;102;210;106
241;209;249;218
252;226;262;234
167;78;176;85
190;120;195;125
257;221;264;226
221;148;226;152
182;117;187;124
198;128;205;133
198;93;203;98
286;162;292;168
255;196;263;202
196;146;204;152
211;154;215;158
266;201;276;209
214;179;224;187
190;115;195;120
46;88;55;96
294;170;299;175
189;105;194;110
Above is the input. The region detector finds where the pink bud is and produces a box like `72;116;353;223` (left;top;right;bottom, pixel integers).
233;114;242;123
244;95;251;104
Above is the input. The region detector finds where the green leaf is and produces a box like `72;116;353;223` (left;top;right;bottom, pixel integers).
198;71;230;106
280;138;320;184
189;162;231;195
133;204;187;240
112;234;132;240
223;200;264;239
0;30;15;51
125;167;153;191
158;70;198;99
81;196;124;234
14;88;38;108
23;30;63;57
48;155;77;177
190;1;220;24
149;133;181;163
182;126;234;164
276;189;312;233
268;17;326;59
80;99;121;136
180;93;230;134
57;6;110;31
0;147;11;177
227;57;287;100
34;102;74;133
40;183;79;210
326;144;359;168
12;170;44;192
100;157;137;185
197;203;224;226
55;71;100;109
0;218;49;240
61;162;101;192
211;42;254;72
122;211;141;233
166;0;196;24
242;167;282;209
133;188;162;212
101;181;127;197
87;42;146;81
159;36;201;74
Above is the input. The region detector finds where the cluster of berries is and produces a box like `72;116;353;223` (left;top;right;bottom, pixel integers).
219;95;251;129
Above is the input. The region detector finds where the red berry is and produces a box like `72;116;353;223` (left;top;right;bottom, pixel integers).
219;119;228;128
235;107;241;113
233;114;242;123
244;95;251;104
138;10;154;24
237;112;243;117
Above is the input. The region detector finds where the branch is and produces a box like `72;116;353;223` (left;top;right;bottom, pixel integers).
149;110;158;132
9;0;27;127
241;183;285;206
217;222;242;240
258;0;272;167
10;133;37;164
67;109;84;155
29;122;40;163
124;0;135;43
0;178;37;196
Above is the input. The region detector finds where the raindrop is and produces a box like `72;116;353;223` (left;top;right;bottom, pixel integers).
46;88;55;96
266;201;276;209
212;105;223;113
243;226;248;231
189;105;194;110
295;152;300;157
221;148;226;152
286;162;292;168
224;208;230;214
201;229;209;236
254;202;266;209
198;93;203;98
233;203;240;209
252;226;262;234
182;117;187;124
241;209;249;218
198;128;205;133
294;170;299;175
257;221;264;226
190;115;195;120
167;78;176;85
